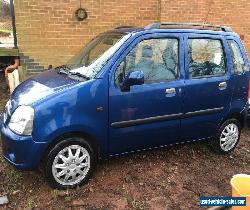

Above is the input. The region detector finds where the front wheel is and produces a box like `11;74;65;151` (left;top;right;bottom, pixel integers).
211;119;241;154
44;137;96;189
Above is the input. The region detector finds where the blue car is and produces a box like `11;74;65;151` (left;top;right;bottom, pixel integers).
1;23;250;189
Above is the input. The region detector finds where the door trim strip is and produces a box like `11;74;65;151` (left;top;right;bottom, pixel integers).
184;107;224;118
111;107;224;128
111;113;183;128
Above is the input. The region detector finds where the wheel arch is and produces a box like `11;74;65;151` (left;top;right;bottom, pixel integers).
220;112;245;129
40;131;101;167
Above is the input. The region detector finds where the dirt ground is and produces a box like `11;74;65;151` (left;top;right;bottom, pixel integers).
0;71;249;210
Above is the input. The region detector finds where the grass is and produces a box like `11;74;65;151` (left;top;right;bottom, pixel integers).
0;29;12;34
64;196;72;202
0;150;23;184
8;169;22;183
25;197;35;209
131;199;145;210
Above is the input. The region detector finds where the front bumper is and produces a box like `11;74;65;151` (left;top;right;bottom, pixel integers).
0;124;48;170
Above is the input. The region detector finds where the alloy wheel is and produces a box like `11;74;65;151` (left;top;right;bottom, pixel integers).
52;145;91;186
220;123;239;152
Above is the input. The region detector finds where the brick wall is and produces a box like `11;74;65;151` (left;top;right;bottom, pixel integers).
160;0;250;53
14;0;250;74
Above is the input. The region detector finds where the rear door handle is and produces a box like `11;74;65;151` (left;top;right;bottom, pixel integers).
165;88;176;94
219;82;227;90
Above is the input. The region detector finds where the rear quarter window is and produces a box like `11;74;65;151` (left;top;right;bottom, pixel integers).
228;40;245;74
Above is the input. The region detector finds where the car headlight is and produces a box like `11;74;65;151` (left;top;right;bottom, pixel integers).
9;106;34;135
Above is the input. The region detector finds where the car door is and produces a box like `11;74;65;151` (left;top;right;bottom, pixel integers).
181;34;234;141
108;33;185;155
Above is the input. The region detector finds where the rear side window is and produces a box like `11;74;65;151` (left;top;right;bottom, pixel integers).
188;39;226;78
228;40;245;74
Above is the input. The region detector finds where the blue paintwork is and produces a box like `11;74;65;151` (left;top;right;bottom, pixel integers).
1;27;249;170
1;125;48;169
181;34;234;140
108;32;185;154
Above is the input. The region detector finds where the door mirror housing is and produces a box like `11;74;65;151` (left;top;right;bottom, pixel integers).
121;70;144;92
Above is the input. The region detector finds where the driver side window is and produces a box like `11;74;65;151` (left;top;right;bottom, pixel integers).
188;39;226;78
115;38;179;86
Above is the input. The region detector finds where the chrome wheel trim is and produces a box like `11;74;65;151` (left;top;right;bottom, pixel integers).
52;145;90;186
220;123;239;152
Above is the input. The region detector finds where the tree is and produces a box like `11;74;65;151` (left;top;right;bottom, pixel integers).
0;1;11;18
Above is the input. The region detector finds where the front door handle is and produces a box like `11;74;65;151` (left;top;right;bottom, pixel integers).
219;82;227;90
165;88;176;94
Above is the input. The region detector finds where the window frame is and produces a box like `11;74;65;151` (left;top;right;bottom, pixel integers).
113;36;181;87
187;37;228;79
227;39;246;75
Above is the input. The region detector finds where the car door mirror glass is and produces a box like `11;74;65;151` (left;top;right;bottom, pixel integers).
121;70;144;91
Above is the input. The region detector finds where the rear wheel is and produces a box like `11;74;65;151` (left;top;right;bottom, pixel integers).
211;119;241;154
44;137;96;189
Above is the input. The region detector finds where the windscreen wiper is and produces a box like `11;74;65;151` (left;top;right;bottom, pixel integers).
69;72;90;80
57;65;71;74
57;65;90;80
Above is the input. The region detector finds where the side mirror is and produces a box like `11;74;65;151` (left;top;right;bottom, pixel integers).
121;70;144;92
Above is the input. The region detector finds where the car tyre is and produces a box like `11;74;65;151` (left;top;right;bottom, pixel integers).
211;119;241;154
44;137;96;189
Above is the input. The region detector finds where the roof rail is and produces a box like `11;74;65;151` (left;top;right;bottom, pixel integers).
115;26;135;29
145;22;232;32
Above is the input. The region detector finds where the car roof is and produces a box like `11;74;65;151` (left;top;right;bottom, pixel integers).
109;23;238;37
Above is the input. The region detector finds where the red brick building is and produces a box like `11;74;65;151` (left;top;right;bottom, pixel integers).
14;0;250;74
